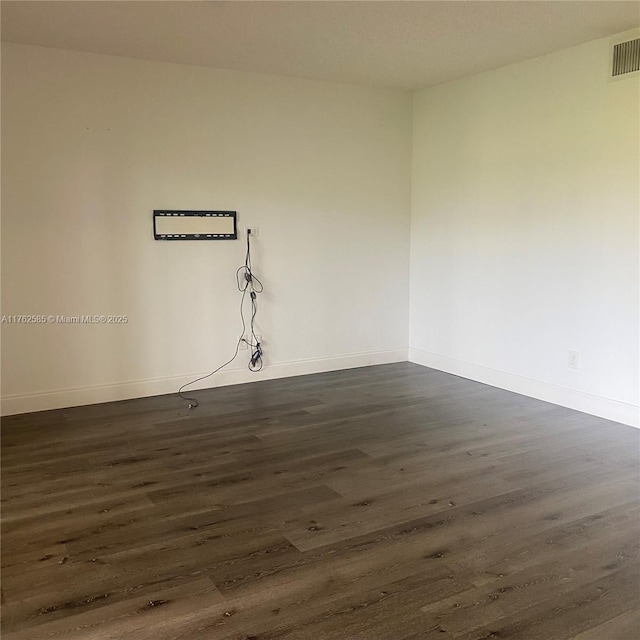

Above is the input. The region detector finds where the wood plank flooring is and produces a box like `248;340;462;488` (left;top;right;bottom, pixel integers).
1;363;639;639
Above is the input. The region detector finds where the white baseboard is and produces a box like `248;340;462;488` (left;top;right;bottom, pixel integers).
7;348;636;428
409;348;639;429
1;349;408;416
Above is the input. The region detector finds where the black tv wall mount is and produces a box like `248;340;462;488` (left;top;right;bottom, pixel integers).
153;210;237;240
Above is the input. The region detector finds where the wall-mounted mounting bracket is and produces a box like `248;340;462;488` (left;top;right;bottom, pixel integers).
153;210;237;240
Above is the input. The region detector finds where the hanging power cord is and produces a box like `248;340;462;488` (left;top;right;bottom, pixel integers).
178;230;263;409
237;231;264;372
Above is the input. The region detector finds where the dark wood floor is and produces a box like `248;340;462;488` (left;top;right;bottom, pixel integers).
1;363;639;639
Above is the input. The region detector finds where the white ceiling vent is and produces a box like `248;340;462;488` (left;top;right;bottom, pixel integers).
611;37;640;77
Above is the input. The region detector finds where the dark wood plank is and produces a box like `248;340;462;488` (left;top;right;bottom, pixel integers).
2;363;638;639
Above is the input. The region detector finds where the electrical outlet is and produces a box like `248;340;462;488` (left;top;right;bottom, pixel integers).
239;336;248;350
246;227;259;237
568;349;580;370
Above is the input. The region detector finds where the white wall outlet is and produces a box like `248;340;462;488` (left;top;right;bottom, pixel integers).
239;336;248;350
568;349;580;370
246;227;259;237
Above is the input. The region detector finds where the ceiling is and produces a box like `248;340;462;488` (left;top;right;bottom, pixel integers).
2;1;639;90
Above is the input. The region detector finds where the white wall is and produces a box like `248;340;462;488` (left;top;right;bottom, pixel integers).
410;33;640;427
3;35;638;427
1;43;412;414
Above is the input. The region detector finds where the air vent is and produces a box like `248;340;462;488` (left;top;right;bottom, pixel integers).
612;38;640;77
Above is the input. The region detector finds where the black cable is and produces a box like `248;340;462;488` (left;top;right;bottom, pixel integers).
236;233;263;294
248;289;263;371
236;232;263;372
177;287;247;409
178;231;263;408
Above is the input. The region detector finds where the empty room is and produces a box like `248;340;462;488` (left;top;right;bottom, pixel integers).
1;1;639;639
